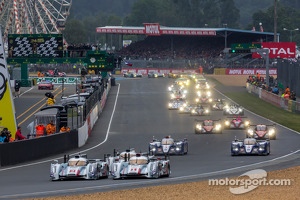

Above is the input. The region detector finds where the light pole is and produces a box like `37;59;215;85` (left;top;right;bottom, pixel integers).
283;28;299;42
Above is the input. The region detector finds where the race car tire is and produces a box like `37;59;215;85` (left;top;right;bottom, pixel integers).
184;145;188;155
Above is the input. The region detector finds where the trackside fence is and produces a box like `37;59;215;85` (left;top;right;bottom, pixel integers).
246;83;300;113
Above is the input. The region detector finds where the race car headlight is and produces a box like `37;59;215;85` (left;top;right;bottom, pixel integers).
209;98;212;102
195;98;199;103
205;109;209;113
196;85;199;89
176;147;181;151
182;94;186;98
51;166;57;174
215;124;221;130
191;109;196;113
269;129;275;135
245;121;250;126
247;129;254;135
232;145;239;151
183;90;187;94
179;107;184;111
206;85;210;89
113;165;118;172
196;124;202;130
197;91;201;96
89;165;94;173
225;121;230;126
171;94;175;98
168;103;172;107
207;91;211;96
239;108;243;112
259;145;265;151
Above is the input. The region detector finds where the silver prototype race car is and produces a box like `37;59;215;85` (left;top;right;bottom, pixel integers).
105;148;137;174
111;153;171;179
50;154;109;181
149;136;188;155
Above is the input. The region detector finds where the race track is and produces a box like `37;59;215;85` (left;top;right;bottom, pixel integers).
0;76;299;199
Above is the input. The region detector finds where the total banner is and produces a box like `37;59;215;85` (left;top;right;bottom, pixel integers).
252;42;296;59
0;28;17;137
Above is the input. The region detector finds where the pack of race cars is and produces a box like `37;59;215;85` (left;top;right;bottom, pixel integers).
49;73;278;181
165;73;277;157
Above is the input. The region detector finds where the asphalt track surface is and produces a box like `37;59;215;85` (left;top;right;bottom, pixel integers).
0;77;299;199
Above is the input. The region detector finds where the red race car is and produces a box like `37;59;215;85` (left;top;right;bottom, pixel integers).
38;80;54;90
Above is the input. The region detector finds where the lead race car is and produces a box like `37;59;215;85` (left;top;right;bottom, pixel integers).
246;124;277;140
149;136;188;155
111;153;170;179
223;116;250;129
50;154;109;181
231;137;270;156
194;119;222;134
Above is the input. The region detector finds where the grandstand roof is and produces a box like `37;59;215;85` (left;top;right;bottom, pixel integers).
96;23;276;40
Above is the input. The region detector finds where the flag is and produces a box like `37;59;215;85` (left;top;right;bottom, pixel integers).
260;25;264;32
0;27;17;138
125;61;133;67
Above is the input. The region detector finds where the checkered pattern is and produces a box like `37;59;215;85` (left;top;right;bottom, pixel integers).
13;37;32;57
12;37;60;57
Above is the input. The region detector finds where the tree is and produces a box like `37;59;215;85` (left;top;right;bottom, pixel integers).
63;20;86;44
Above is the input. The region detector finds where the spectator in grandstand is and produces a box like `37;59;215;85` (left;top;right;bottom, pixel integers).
272;85;279;95
284;86;291;96
290;91;296;101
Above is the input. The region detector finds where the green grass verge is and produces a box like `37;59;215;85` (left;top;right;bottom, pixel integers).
208;77;300;132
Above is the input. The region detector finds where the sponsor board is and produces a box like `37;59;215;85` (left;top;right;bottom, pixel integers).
226;68;277;75
252;42;296;59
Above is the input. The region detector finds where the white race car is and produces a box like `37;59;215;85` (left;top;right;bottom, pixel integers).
111;153;170;179
105;148;137;174
50;154;109;181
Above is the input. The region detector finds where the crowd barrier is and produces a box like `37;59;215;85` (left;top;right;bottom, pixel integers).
246;83;300;113
0;78;112;167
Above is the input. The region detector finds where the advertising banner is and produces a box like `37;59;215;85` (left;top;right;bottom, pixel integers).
0;29;17;137
252;42;296;59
